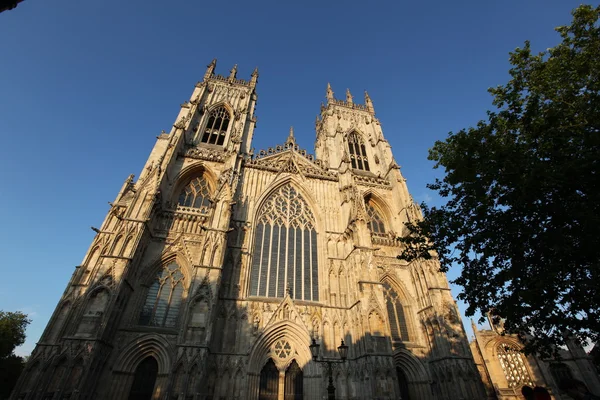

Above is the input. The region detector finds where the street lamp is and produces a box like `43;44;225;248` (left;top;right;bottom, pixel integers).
309;338;348;400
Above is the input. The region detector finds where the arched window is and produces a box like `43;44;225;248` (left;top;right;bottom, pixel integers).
382;281;410;341
201;106;230;145
76;289;109;336
497;343;533;388
178;176;211;212
139;262;185;328
347;131;370;171
249;184;319;301
365;198;386;236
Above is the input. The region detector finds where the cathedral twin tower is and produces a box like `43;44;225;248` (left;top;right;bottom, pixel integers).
12;61;485;400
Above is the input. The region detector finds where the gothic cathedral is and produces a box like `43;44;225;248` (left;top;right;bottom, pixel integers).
12;61;486;400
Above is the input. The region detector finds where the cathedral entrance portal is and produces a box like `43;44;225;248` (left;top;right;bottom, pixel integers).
284;360;303;400
259;359;279;400
128;357;158;400
397;366;410;400
259;358;304;400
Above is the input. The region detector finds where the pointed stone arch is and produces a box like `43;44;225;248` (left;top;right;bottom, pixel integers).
172;162;218;202
248;321;313;374
379;273;418;342
144;251;194;285
393;349;431;400
76;286;111;337
111;233;125;255
363;190;394;233
253;176;322;232
113;334;173;375
205;101;234;119
197;102;234;146
344;129;371;171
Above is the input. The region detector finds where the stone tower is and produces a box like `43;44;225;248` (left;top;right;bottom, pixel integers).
12;61;485;400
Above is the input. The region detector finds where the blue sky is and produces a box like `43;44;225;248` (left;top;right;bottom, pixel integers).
0;0;594;356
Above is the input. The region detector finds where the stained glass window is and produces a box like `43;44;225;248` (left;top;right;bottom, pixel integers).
347;131;370;171
139;262;185;328
366;199;386;236
249;184;319;301
178;176;211;213
382;281;410;341
201;106;230;145
497;344;534;388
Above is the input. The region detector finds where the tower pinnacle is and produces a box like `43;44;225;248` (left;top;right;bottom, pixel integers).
286;126;296;146
346;88;353;105
250;66;259;87
204;58;217;80
365;90;374;113
326;83;334;102
229;64;238;80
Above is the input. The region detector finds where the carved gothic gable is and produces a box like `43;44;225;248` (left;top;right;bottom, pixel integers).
263;295;310;333
247;148;338;181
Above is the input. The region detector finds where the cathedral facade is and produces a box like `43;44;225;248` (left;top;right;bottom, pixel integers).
12;61;486;400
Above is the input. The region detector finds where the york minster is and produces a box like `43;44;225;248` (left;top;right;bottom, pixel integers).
12;61;489;400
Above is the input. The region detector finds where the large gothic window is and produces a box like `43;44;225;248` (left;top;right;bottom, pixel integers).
178;176;211;212
347;131;370;171
382;281;410;341
366;198;386;236
497;343;534;388
139;262;185;328
249;184;319;301
201;106;230;145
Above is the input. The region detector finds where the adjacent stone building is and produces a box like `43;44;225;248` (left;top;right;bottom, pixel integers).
470;316;600;400
12;61;487;400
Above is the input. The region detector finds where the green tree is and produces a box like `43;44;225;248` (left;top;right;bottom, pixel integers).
0;311;31;399
398;5;600;356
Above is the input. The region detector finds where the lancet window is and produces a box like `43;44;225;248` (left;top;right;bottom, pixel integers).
366;198;386;236
497;343;534;388
347;131;370;171
249;184;319;301
139;262;185;328
201;106;230;145
382;281;410;341
178;176;211;213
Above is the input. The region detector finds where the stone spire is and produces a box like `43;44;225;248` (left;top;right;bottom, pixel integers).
204;58;217;80
326;83;334;103
346;88;353;105
285;126;296;147
229;64;238;81
365;90;374;113
250;66;259;87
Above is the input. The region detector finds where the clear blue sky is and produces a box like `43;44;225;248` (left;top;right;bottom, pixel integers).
1;0;594;356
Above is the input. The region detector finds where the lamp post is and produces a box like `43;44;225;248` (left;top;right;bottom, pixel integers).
309;338;348;400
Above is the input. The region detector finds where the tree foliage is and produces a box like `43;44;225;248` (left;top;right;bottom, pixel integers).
0;311;31;399
398;5;600;356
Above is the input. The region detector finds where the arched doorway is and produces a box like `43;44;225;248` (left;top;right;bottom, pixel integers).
259;359;279;400
129;357;158;400
397;366;410;400
284;360;303;400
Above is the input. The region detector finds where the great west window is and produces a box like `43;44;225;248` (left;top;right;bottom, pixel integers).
249;184;319;301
